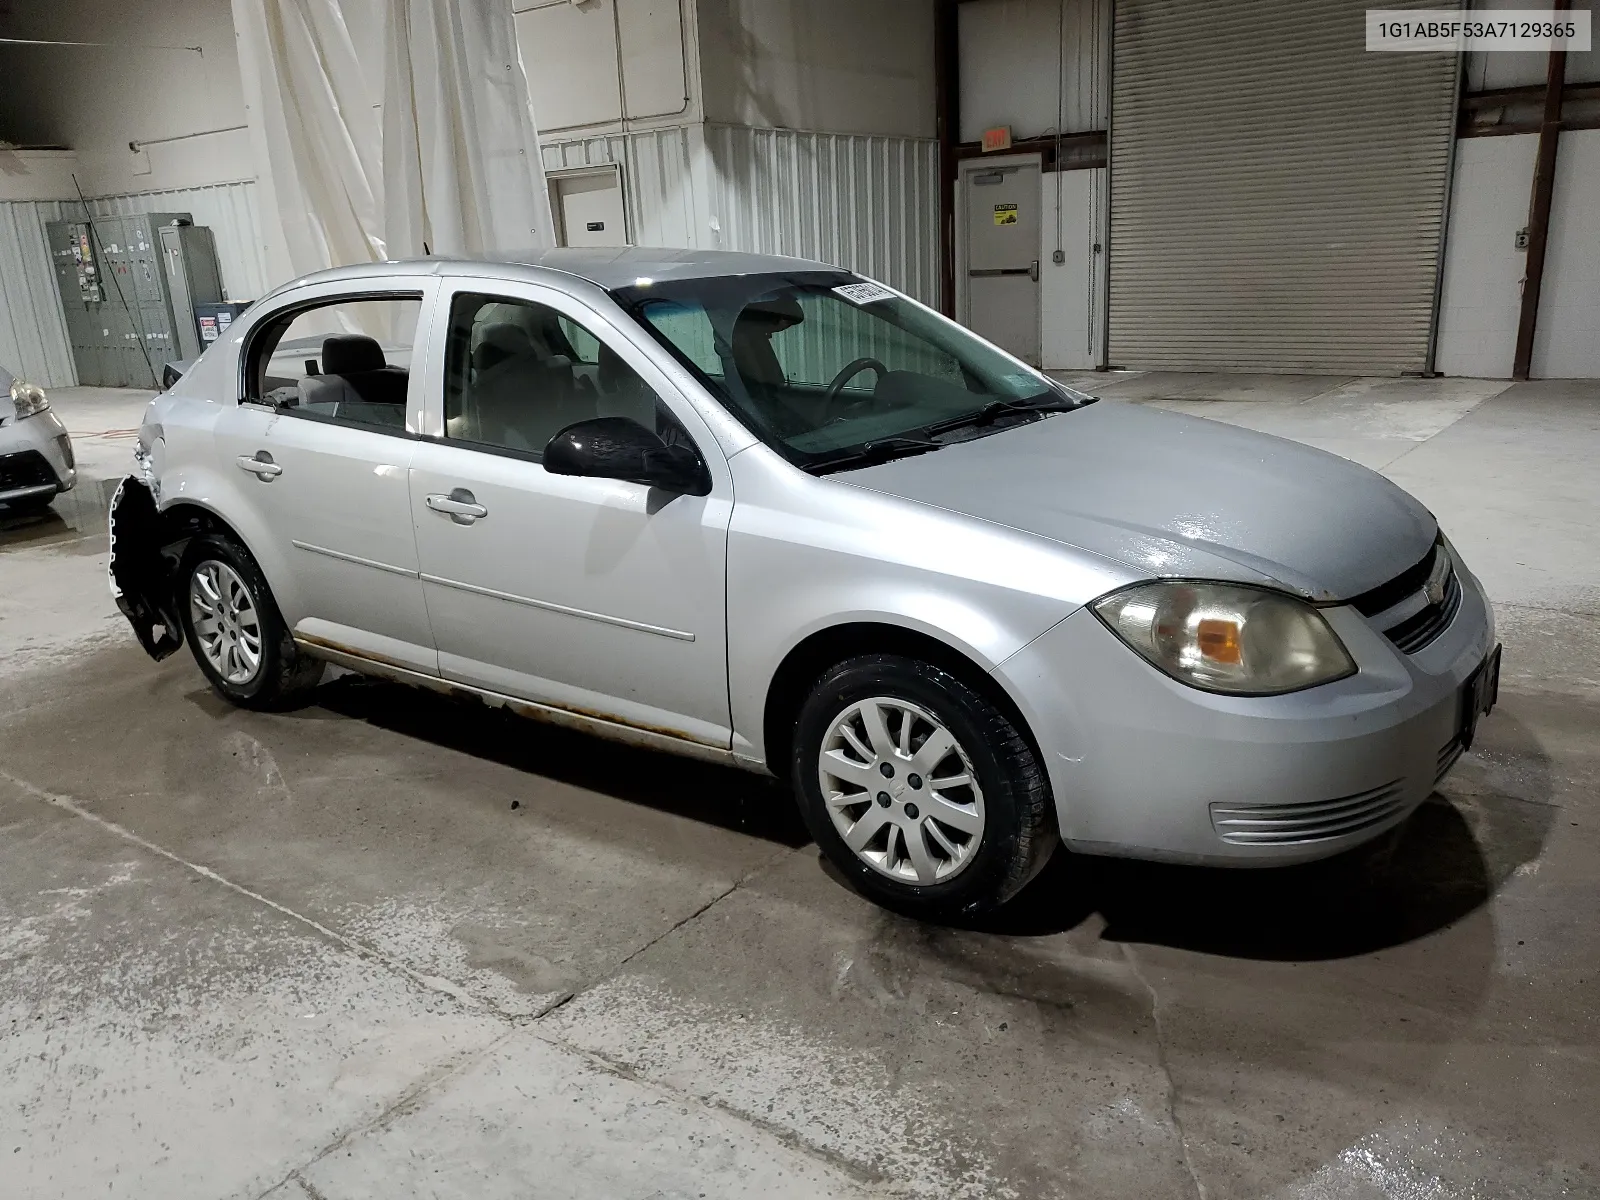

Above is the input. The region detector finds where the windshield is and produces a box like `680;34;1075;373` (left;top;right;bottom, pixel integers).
611;272;1093;471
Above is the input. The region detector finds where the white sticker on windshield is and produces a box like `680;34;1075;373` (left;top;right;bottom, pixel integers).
833;281;897;305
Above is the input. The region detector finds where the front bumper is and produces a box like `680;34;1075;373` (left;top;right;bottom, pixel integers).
0;410;76;505
108;476;185;660
995;559;1497;866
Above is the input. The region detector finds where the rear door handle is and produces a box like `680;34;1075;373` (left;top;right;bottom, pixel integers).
426;488;488;525
237;452;282;480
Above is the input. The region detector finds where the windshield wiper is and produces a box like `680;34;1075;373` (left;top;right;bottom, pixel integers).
804;436;944;475
922;394;1080;437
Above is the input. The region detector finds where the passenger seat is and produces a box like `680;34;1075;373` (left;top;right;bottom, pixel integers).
470;350;596;454
296;334;409;426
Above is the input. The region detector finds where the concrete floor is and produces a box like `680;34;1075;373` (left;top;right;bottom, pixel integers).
1;378;1597;1198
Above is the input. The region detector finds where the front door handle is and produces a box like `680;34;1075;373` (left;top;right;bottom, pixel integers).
426;488;488;525
237;452;283;480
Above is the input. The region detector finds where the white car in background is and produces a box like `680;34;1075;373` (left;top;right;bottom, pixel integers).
0;364;76;513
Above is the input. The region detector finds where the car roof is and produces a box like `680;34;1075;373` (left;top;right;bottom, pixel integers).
280;247;845;294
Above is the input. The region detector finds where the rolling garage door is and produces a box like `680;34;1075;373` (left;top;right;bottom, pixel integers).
1108;0;1461;374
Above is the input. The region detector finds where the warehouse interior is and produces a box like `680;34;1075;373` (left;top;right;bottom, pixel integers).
3;0;1597;386
1;1;1597;1197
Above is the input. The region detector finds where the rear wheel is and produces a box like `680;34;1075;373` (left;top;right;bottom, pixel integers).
792;654;1055;918
178;534;323;709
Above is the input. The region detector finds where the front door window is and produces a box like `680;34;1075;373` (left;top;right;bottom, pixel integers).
442;292;672;458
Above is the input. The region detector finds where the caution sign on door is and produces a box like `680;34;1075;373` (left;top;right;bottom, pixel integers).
993;203;1018;225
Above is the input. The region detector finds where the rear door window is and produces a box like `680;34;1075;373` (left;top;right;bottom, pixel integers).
246;296;422;432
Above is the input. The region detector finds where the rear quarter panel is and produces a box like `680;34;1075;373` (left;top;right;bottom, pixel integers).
154;407;308;624
146;308;311;624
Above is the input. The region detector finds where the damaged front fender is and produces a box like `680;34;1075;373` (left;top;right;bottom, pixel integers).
108;476;185;661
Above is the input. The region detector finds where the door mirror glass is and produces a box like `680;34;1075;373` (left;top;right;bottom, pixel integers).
543;417;710;496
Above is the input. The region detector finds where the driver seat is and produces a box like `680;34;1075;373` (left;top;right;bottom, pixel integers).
729;295;803;400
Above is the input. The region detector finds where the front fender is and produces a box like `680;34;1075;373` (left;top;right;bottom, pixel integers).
108;476;184;660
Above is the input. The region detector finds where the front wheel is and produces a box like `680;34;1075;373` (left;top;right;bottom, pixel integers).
792;654;1056;919
177;534;323;709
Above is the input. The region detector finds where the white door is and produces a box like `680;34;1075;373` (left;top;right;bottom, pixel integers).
555;171;627;247
407;283;732;748
214;285;438;674
961;155;1042;366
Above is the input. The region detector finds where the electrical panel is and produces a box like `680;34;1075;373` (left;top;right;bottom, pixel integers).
159;225;226;361
64;223;102;302
194;301;251;349
47;212;227;388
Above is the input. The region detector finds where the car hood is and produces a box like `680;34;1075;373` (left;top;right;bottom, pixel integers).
841;402;1437;602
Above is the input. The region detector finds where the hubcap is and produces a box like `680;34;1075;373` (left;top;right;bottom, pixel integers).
817;697;985;885
189;560;263;686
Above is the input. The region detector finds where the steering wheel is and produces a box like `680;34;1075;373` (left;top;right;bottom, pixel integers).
822;358;888;416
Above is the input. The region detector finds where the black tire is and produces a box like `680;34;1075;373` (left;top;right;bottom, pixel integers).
176;533;323;710
792;653;1056;919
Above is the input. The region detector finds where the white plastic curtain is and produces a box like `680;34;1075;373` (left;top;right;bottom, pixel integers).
232;0;555;286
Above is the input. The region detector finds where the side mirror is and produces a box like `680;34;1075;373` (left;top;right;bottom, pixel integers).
543;417;711;496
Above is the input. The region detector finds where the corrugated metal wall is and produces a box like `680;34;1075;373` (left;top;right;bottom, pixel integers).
10;122;939;387
1;182;269;389
91;181;271;303
704;125;940;305
0;200;77;388
1108;0;1461;374
542;126;703;250
541;123;942;306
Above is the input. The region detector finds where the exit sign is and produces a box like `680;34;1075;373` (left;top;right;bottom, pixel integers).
981;125;1012;153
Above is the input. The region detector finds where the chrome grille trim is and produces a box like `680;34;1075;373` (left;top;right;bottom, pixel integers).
1348;539;1442;617
1361;541;1464;656
1383;568;1462;654
1210;781;1407;846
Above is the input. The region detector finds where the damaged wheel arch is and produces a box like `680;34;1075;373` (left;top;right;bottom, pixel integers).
108;478;251;662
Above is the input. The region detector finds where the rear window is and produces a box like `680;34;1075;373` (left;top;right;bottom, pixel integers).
247;295;421;432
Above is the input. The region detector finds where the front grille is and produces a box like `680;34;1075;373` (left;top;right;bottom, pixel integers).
1384;569;1462;654
1348;541;1440;617
0;449;57;493
1357;539;1462;656
1210;781;1407;845
1435;735;1464;785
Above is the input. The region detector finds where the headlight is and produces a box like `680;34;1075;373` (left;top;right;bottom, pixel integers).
10;379;49;419
1092;581;1355;695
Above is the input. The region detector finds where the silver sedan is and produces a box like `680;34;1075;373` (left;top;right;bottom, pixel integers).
108;249;1499;918
1;364;76;512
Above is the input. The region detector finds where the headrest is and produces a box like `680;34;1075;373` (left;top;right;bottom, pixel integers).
532;309;577;359
736;295;804;333
473;323;536;371
322;334;386;375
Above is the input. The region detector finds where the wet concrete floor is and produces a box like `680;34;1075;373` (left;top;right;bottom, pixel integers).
1;380;1596;1198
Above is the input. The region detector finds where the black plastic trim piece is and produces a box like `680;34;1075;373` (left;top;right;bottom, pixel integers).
1346;537;1443;617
